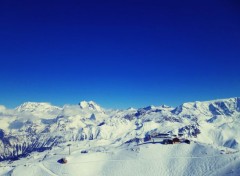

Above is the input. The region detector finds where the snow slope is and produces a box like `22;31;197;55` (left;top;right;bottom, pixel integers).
0;97;240;175
1;143;240;176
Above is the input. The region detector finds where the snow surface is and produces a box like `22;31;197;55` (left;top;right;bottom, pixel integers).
0;97;240;175
1;142;240;176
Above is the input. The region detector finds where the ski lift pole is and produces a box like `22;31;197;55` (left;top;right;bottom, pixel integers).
67;144;71;155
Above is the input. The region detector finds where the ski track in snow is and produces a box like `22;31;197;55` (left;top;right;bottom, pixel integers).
39;163;59;176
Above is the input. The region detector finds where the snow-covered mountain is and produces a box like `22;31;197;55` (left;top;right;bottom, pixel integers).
15;102;62;120
16;102;61;113
172;97;240;118
0;97;240;162
79;101;103;112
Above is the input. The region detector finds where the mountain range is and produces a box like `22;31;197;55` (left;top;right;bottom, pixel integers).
0;97;240;161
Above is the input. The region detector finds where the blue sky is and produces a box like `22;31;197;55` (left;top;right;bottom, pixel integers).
0;0;240;109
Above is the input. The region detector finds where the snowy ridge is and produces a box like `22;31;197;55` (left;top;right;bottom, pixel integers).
173;97;240;117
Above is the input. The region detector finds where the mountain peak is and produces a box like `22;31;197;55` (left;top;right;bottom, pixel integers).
142;105;156;111
160;104;172;108
16;102;61;113
127;107;136;111
0;105;6;112
79;101;103;112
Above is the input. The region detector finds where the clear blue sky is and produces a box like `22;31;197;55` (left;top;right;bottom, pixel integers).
0;0;240;109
